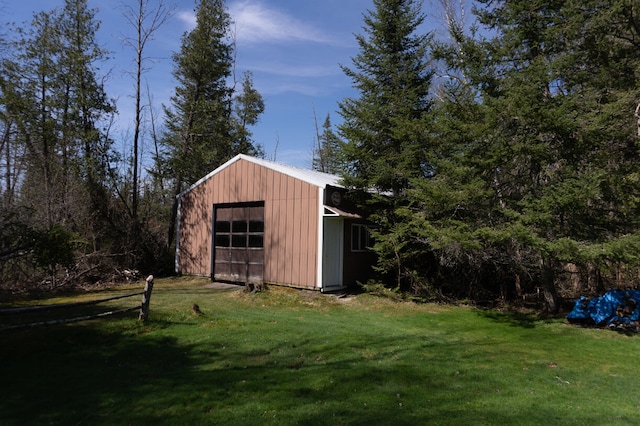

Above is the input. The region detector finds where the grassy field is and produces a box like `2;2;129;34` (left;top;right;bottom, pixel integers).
1;277;639;425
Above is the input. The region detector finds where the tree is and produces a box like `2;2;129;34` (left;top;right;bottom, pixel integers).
6;0;114;242
110;0;175;272
0;61;25;210
312;112;342;175
338;0;434;290
0;0;116;285
232;70;265;156
159;0;264;249
11;9;62;230
396;0;526;301
56;0;115;250
120;0;174;223
413;0;640;310
479;0;640;311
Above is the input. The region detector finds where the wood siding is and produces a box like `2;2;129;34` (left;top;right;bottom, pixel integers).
178;159;320;289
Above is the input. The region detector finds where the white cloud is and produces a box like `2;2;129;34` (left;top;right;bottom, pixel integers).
176;10;197;28
263;82;325;96
228;1;338;45
174;2;345;46
247;63;339;78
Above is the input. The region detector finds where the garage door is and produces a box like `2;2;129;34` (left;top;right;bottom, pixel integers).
212;202;264;284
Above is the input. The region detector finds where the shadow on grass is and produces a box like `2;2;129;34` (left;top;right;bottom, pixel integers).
0;310;629;425
0;319;502;425
0;320;197;425
475;309;542;329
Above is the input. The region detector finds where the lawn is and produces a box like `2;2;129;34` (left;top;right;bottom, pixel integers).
1;277;639;425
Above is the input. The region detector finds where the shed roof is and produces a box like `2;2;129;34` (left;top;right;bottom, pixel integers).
179;154;343;198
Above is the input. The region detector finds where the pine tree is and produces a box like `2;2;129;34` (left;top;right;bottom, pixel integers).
11;9;61;230
338;0;434;289
9;0;113;233
160;0;264;248
312;113;342;175
57;0;115;252
231;71;265;156
1;0;115;284
417;0;640;309
161;0;234;189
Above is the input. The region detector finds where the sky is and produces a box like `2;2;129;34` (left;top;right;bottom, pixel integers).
1;0;453;169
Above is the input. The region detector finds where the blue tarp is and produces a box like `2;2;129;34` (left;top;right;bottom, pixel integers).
567;289;640;328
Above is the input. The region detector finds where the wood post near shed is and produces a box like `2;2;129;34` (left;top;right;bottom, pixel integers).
139;275;154;321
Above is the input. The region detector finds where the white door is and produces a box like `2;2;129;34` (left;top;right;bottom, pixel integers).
322;218;343;288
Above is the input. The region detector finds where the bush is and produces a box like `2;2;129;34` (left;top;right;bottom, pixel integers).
32;225;76;271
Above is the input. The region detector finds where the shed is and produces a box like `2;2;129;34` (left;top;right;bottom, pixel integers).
175;154;375;291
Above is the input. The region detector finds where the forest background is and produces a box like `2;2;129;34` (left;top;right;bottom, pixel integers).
2;0;640;314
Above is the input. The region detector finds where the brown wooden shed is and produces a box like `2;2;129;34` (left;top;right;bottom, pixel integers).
175;154;375;291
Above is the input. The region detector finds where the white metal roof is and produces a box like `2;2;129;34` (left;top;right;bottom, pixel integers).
179;154;343;197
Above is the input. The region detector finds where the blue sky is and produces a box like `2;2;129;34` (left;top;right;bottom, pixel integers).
2;0;452;169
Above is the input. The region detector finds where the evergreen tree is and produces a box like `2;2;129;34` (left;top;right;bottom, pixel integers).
0;0;116;284
9;0;113;233
414;0;640;310
159;0;264;248
57;0;115;251
338;0;434;289
480;0;640;310
11;9;61;229
312;113;342;175
232;70;265;156
161;0;233;190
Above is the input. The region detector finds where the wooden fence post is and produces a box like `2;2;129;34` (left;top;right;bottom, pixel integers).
139;275;154;321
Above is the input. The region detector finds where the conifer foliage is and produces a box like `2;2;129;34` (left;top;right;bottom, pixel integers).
312;113;342;175
338;0;640;308
0;0;117;287
2;0;640;309
400;0;640;309
339;0;434;291
159;0;264;249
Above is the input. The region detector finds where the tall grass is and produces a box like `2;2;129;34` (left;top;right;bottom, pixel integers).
1;277;638;425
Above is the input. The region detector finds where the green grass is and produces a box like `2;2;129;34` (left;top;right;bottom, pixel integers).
1;277;639;425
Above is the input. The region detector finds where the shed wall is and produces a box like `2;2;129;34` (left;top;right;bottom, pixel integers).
178;159;320;288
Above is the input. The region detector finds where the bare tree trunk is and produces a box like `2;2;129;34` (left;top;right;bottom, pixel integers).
540;255;559;314
132;2;141;224
2;120;11;206
167;180;182;249
147;81;164;195
122;0;174;223
312;105;325;172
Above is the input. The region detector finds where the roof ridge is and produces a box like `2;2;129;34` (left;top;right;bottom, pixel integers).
238;154;339;179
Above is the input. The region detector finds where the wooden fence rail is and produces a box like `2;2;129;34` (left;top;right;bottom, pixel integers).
0;292;144;315
0;275;154;332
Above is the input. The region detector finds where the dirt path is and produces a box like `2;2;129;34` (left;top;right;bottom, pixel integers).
202;282;244;291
